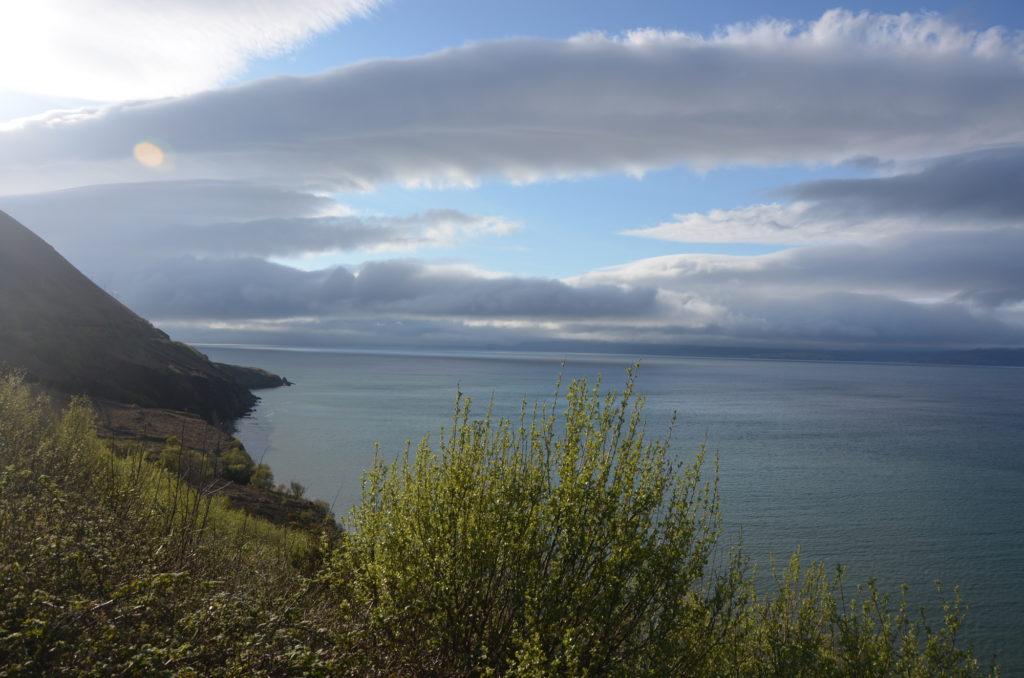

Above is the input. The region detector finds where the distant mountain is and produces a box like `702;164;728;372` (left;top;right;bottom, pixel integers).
505;340;1024;367
0;210;265;423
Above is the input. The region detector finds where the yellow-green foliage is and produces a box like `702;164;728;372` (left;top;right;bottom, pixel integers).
731;553;993;678
250;462;275;490
325;369;997;677
0;370;999;677
0;373;340;676
159;435;213;482
330;372;742;675
220;445;254;484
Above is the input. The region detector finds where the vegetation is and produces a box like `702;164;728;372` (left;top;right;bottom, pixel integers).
0;372;340;675
0;370;999;676
219;445;255;484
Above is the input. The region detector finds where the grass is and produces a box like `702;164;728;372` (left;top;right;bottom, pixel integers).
0;372;342;675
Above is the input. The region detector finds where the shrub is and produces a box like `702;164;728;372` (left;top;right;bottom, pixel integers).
0;368;996;676
288;480;307;499
327;371;745;675
0;373;339;675
221;445;254;484
733;553;994;678
250;462;275;490
159;435;213;483
325;369;996;677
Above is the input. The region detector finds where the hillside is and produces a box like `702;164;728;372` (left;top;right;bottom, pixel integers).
0;210;258;424
0;370;996;676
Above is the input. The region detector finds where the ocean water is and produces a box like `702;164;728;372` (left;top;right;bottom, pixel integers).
202;345;1024;672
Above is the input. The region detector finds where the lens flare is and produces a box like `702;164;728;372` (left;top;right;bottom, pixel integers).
133;141;165;168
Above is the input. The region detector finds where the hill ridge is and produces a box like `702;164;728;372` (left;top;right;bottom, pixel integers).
0;210;258;423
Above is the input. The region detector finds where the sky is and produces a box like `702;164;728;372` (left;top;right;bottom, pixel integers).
2;0;1024;352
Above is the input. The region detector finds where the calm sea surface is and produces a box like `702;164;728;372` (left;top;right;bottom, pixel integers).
202;345;1023;672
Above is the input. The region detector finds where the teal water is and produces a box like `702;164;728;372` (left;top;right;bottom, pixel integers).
202;345;1023;672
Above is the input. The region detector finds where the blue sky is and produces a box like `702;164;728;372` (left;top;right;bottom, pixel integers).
2;1;1024;351
243;0;1024;73
249;0;1013;275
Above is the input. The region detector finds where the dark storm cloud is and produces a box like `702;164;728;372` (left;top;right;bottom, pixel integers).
108;230;1024;351
156;290;1024;351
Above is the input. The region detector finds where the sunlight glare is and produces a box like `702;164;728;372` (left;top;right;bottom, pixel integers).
133;141;165;168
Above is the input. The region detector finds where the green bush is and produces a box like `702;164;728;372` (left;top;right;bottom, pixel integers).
328;371;748;674
250;462;275;490
221;445;254;484
733;553;992;678
159;435;213;482
0;369;997;676
325;369;996;677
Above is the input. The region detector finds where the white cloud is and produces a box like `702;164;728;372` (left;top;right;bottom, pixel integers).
24;210;1018;350
626;146;1024;244
0;0;382;101
2;181;516;268
624;201;938;245
580;228;1024;311
3;9;1024;195
9;175;1020;350
624;202;844;245
3;8;1023;352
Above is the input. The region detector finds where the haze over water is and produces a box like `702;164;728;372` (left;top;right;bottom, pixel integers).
204;345;1023;672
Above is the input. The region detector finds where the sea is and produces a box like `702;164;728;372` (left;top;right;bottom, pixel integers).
202;345;1024;672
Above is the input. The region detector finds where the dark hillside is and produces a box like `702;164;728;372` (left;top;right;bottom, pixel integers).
0;210;256;423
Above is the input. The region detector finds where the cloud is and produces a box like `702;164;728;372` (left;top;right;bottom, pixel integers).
2;180;516;265
786;145;1024;223
566;227;1024;347
4;8;1022;353
3;9;1024;195
69;224;1024;351
7;178;1020;351
626;146;1024;244
0;0;382;101
152;287;1024;351
515;292;1023;348
623;202;839;245
100;257;658;323
122;211;513;259
584;229;1024;306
